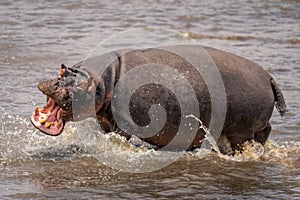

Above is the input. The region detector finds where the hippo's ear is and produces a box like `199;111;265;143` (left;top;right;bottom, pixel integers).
61;64;67;69
59;64;68;78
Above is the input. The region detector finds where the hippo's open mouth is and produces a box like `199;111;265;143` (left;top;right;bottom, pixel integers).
30;97;64;136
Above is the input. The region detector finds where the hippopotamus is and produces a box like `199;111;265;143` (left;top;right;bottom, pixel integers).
30;45;286;154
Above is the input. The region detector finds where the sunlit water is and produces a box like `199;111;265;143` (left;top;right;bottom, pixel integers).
1;0;299;199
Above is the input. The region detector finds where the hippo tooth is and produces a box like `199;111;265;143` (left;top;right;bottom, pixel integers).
39;115;47;124
45;122;53;128
58;120;62;127
35;106;40;115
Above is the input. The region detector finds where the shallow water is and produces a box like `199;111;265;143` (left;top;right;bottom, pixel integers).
0;0;299;199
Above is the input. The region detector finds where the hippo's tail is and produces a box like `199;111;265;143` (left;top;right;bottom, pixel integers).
271;78;286;117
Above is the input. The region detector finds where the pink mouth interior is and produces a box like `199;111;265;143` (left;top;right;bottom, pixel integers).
30;98;64;136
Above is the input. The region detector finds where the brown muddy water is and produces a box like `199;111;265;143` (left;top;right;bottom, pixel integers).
0;0;299;199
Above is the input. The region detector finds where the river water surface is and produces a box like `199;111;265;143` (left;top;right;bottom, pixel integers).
0;0;299;199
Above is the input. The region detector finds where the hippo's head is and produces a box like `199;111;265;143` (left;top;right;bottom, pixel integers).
30;64;105;136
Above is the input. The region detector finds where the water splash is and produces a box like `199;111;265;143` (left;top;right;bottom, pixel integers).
1;110;299;170
185;114;221;154
71;116;224;172
0;110;84;165
229;140;265;161
71;118;184;173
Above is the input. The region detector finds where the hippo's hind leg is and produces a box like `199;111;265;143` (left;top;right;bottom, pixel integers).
254;123;271;145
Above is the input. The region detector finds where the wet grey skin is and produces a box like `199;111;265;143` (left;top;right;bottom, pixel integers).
30;45;286;154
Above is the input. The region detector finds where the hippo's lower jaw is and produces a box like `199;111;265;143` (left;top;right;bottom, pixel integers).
30;97;65;136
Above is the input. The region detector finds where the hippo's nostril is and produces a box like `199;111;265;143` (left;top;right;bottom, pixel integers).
38;81;53;94
38;81;46;92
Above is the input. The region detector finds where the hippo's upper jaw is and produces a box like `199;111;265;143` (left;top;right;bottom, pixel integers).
30;64;98;136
